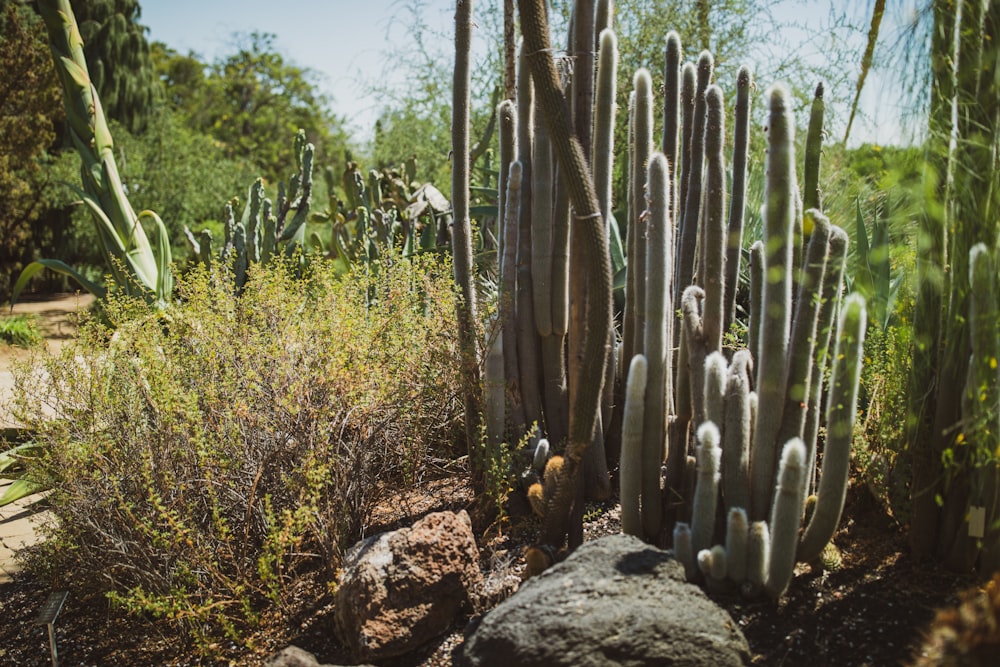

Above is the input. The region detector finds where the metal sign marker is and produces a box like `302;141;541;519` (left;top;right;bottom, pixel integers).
34;591;68;667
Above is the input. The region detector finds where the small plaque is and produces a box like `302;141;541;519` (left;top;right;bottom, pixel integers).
969;506;987;539
34;591;68;626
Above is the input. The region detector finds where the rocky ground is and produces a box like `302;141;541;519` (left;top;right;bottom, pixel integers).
0;479;979;667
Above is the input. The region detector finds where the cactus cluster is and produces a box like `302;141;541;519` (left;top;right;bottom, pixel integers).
479;2;867;597
184;130;315;290
616;54;867;598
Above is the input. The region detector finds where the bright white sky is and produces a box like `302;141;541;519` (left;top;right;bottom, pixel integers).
139;0;918;148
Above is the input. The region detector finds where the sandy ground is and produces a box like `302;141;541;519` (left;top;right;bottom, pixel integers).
1;292;94;428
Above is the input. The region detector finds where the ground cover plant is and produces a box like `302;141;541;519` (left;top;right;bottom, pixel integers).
7;249;465;652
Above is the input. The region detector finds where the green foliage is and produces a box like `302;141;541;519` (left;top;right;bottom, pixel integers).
0;2;63;300
9;250;465;652
153;33;352;184
0;314;42;347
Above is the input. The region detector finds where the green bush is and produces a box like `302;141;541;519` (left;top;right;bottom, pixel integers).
10;249;465;651
0;315;41;348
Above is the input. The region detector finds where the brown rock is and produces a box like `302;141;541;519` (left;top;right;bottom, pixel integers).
334;510;482;661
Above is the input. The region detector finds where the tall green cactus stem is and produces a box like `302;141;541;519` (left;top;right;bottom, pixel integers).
802;82;825;213
518;0;614;551
804;226;849;484
726;507;749;584
663;31;682;224
622;91;640;382
641;151;673;541
501;158;527;436
675;61;697;303
676;51;714;298
724;66;753;332
531;103;555;338
750;84;796;522
451;0;484;488
776;211;831;448
674;522;696;581
595;0;613;35
632;67;654;334
748;239;764;367
699;84;727;353
682;285;708;430
744;520;770;598
704;351;728;430
722;349;753;511
621;354;648;537
766;438;809;600
498;100;517;272
515;40;544;434
798;293;866;562
485;328;506;449
692;422;722;557
593;29;618;228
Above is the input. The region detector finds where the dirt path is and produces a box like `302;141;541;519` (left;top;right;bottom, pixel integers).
1;292;94;428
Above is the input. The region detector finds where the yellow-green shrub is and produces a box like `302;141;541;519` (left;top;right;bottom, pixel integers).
10;249;464;651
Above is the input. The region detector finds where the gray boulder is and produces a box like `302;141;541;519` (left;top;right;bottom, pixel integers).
334;510;483;662
457;533;750;667
264;645;371;667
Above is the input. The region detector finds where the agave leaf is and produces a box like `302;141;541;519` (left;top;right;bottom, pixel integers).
0;479;44;507
0;442;44;475
139;210;174;305
11;260;106;308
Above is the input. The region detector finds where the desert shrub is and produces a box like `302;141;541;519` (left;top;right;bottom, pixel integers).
9;249;464;650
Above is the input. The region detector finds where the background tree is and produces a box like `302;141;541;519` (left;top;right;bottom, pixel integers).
164;32;352;183
0;1;63;300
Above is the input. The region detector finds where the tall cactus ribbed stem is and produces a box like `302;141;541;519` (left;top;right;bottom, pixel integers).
500;157;527;436
641;151;673;541
798;293;866;563
593;29;618;228
515;40;545;434
724;66;753;332
676;51;714;294
621;354;648;537
675;61;697;304
692;422;722;557
699;84;727;353
531;104;555;338
750;84;796;522
723;350;753;512
803;82;825;213
776;211;831;448
451;0;483;489
766;438;808;600
804;226;849;483
518;0;613;552
663;31;682;225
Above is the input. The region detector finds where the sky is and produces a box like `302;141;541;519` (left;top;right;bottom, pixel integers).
138;0;920;148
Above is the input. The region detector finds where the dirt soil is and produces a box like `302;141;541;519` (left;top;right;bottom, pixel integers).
0;296;980;666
